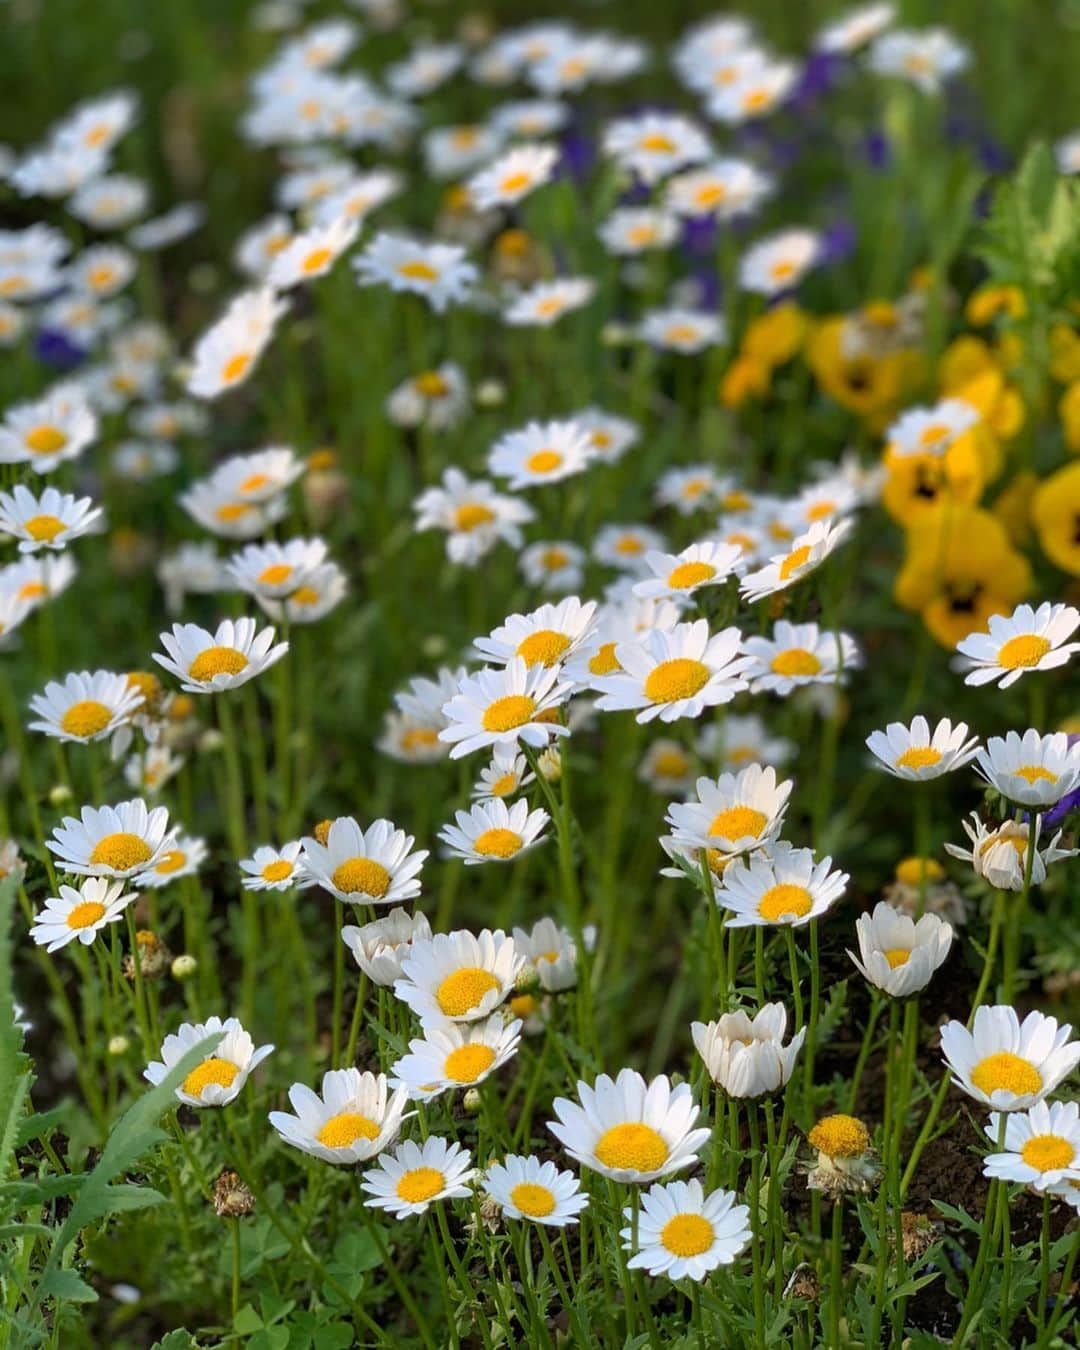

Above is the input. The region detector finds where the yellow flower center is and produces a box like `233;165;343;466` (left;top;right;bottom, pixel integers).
490;772;518;797
331;857;391;898
59;699;113;738
396;1167;444;1204
970;1052;1042;1098
589;643;621;676
770;259;797;282
482;695;537;733
660;1213;714;1257
1020;1133;1075;1173
26;424;68;455
261;860;294;882
24;515;66;542
594;1122;668;1173
398;260;438;282
290;586;319;605
316;1111;380;1148
895;747;943;771
155;849;188;875
454;502;495;532
665;324;699;345
997;634;1051;670
182;1057;240;1098
443;1043;498;1082
301;247;334;274
500;172;532;194
525;450;563;474
653;750;689;778
189;646;248;682
895;856;943;886
221;352;252;385
215;503;251;522
770;648;821;677
516;629;571;667
89;833;152;871
883;948;911;969
402;727;440;753
509;1182;556;1217
695;183;726;208
643;658;711;704
436;967;500;1017
708;805;767;842
667;561;716;589
0;275;27;297
259;563;293;586
1014;765;1057;785
17;581;46;601
415;371;450;398
779;545;812;581
919;422;951;448
66;900;106;929
472;828;524;859
808;1114;869;1158
758;883;813;923
639;133;676;153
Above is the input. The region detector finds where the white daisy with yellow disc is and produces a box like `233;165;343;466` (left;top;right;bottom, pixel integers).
29;877;136;953
621;1179;750;1281
483;1154;589;1227
940;1005;1080;1112
300;816;427;906
865;714;980;781
719;841;849;929
269;1068;408;1165
154;616;288;694
28;669;145;744
847;900;953;997
360;1136;476;1219
144;1015;273;1109
395;927;523;1028
47;796;176;880
438;797;550;865
390;1014;522;1100
983;1101;1080;1191
973;729;1080;808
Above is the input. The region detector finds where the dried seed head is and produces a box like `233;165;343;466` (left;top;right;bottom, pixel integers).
213;1170;255;1218
784;1262;820;1301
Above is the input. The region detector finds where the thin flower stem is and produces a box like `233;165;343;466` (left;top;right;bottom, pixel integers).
747;1107;767;1348
802;920;821;1108
365;1203;437;1350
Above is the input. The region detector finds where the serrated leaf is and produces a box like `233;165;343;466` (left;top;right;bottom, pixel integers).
37;1266;98;1304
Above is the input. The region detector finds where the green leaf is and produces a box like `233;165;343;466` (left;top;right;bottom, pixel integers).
37;1267;97;1304
0;878;32;1203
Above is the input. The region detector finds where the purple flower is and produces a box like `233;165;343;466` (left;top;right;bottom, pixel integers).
34;328;86;371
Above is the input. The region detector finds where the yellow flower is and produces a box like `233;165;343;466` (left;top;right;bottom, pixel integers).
938;335;996;390
742;303;807;368
882;436;984;526
1060;382;1080;454
1032;461;1080;577
992;470;1038;546
894;505;1032;648
953;368;1023;454
1050;324;1080;384
719;354;771;409
964;284;1026;327
807;318;920;425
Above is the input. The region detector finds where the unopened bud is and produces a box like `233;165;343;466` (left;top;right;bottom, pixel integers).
463;1088;482;1115
108;1035;130;1056
475;379;505;408
171;954;197;981
48;784;72;807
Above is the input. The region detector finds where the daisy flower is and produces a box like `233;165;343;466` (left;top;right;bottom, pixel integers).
592;619;751;724
598;208;678;256
708;62;797;124
519;540;585;592
376;711;449;764
503;277;595;327
698;714;796;772
153;617;288;694
177;479;285;542
512;916;577;992
483;1155;588;1226
67;243;137;298
438;798;549;865
940;1006;1080;1111
639;308;724;354
414;467;535;565
475;597;597;670
391;1016;522;1100
0;484;102;553
239;842;307;892
467;143;559;210
740;621;861;696
29;878;135;953
602;113;711;185
424;124;504;179
28;669;144;744
865;715;980;781
869;26;969;94
0;591;35;647
945;813;1076;891
395;928;523;1027
261;563;346;624
145;1016;274;1109
387;364;468;432
138;833;208;889
692;1003;806;1098
655;465;721;515
817;5;896;54
665;158;773;220
622;1180;750;1281
575;408;639;465
548;1068;711;1184
226;537;328;601
395;666;467;728
299;816;427;906
353;233;477;312
267;216;359;289
472;747;534;802
638;739;697;796
633;540;743;601
665;764;792;858
212;447;305;504
955;603;1080;688
342;908;433;988
0;386;98;473
235;214;294;280
310;170;402;229
269;1069;408;1165
439;656;573;759
592;524;667;572
719;843;850;928
886;398;980;458
489;99;571;139
564;596;682;691
186;288;287;399
54;90;139;157
69;174;148;230
806;1114;881;1195
47;797;175;880
360;1137;476;1219
739;518;853;604
488;419;593;490
123;746;184;797
983;1101;1080;1191
740;229;821;296
848;901;953;997
974;730;1080;808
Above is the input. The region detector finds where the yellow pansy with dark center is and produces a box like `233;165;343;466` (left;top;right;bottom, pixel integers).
997;634;1050;669
757;883;812;923
516;629;570;667
90;833;152;871
189;646;248;682
261;860;294;883
66;900;106;930
396;1167;444;1204
594;1122;668;1173
770;648;821;677
895;747;942;771
667;561;716;589
970;1052;1042;1098
443;1043;497;1083
779;545;812;581
24;515;65;543
222;352;252;384
316;1112;380;1148
808;1114;869;1159
398;260;438;282
472;828;523;859
661;1213;714;1257
26;424;68;455
60;699;113;739
482;695;537;733
509;1182;556;1217
436;967;500;1018
331;857;391;898
525;449;563;474
1020;1134;1075;1173
454;502;495;532
183;1057;240;1099
643;658;711;704
708;805;767;843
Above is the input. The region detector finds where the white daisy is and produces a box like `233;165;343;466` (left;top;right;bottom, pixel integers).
144;1015;274;1109
353;233;477;313
655;465;721;515
955;603;1080;689
973;730;1080;808
592;523;667;572
474;597;598;671
698;714;796;772
692;1003;806;1098
483;1154;588;1226
598;207;678;256
639;308;724;354
548;1068;711;1184
511;916;577;992
309;170;402;229
940;1006;1080;1112
488;419;593;490
503;277;595;327
983;1101;1080;1191
472;747;534;802
47;797;175;880
138;833;208;889
592;619;751;724
945;813;1077;891
0;386;98;473
376;711;449;764
28;669;144;744
848;901;953;997
719;843;849;928
602;113;711;185
226;537;328;601
865;715;980;781
575;408;639;465
67;243;137;298
886;399;980;458
708;62;798;124
177;478;286;541
186;288;287;399
269;1068;408;1165
424;124;505;179
438;798;549;865
665;158;773;221
387;364;468;432
869;27;969;94
740;621;861;696
739;518;853;604
342;908;433;988
0;484;102;553
395;928;523;1027
300;816;427;906
467;143;558;210
638;739;697;796
817;6;897;55
633;540;743;600
360;1136;476;1219
123;746;184;797
740;229;821;296
665;763;792;858
69;174;148;230
414;467;535;565
259;562;347;624
29;877;136;953
519;540;585;593
153;617;288;694
267;216;359;289
391;1015;522;1099
622;1180;750;1281
439;657;573;759
239;842;307;892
